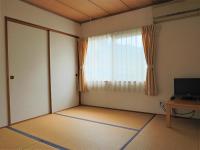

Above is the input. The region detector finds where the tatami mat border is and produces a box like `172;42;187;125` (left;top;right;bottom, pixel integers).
55;113;140;131
5;112;156;150
120;114;156;150
7;127;68;150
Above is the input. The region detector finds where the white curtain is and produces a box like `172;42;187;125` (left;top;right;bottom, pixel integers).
84;28;147;91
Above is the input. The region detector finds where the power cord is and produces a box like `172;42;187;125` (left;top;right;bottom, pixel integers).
172;109;196;118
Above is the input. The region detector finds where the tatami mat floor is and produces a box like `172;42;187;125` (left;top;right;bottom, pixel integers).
57;106;154;130
0;106;199;150
125;115;200;150
0;128;55;149
11;114;137;150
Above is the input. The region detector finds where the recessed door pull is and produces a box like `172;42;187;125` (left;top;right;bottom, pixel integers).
10;76;14;79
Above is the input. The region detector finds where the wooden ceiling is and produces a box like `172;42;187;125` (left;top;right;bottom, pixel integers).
22;0;173;23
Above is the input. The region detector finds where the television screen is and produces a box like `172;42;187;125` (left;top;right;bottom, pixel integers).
174;78;200;96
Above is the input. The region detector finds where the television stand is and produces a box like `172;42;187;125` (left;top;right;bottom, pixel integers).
165;99;200;127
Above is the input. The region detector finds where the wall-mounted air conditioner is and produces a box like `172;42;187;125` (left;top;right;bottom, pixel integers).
153;0;200;23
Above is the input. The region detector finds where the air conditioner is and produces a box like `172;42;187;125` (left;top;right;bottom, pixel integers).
153;0;200;23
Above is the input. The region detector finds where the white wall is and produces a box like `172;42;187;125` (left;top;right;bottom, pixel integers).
81;7;153;37
0;0;81;127
81;7;200;117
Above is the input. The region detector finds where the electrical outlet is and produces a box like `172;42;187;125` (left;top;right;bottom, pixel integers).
159;101;166;112
159;101;165;106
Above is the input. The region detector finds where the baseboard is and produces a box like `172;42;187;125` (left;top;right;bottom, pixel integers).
81;104;156;115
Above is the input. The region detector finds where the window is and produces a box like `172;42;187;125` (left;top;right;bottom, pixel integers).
84;28;147;91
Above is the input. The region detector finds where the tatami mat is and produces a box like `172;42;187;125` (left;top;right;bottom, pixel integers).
4;106;198;150
125;115;200;150
23;143;57;150
12;114;137;150
57;106;154;130
0;128;55;149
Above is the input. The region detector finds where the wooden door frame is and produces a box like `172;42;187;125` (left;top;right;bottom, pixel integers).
47;30;52;113
4;16;80;125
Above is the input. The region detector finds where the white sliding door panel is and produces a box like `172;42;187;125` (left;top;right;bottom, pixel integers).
8;22;49;123
50;32;78;112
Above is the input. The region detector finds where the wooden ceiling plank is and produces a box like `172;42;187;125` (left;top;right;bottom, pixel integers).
122;0;152;9
55;0;91;18
81;0;174;24
24;0;90;22
120;0;131;9
88;0;110;14
57;0;108;19
21;0;80;23
89;0;129;14
122;0;173;9
23;0;174;23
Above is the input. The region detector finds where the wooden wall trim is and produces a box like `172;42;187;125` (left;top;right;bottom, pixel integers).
5;16;79;39
5;17;11;125
10;113;49;126
47;30;53;113
76;40;81;105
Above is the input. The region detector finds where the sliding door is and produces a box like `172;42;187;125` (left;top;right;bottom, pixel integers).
8;22;49;123
50;32;78;112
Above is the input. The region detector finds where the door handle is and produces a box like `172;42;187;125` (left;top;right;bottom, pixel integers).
10;76;14;79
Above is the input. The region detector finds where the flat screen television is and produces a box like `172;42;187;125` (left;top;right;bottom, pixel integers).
174;78;200;99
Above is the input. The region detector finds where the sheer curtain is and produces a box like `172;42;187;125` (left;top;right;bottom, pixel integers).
84;28;147;91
